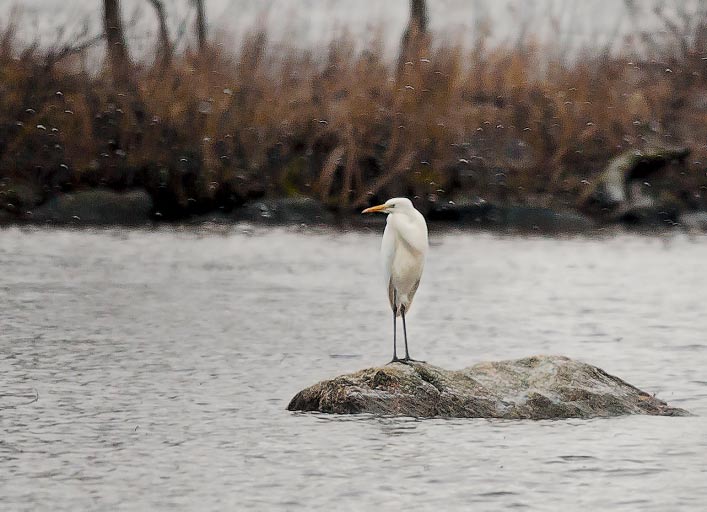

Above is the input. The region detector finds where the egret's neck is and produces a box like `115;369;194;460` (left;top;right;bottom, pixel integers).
388;211;428;255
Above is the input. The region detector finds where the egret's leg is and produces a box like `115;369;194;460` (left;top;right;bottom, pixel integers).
389;292;401;364
401;307;424;363
401;305;411;361
392;308;400;362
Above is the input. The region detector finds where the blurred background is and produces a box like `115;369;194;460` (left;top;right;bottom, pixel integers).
2;3;707;511
1;0;706;228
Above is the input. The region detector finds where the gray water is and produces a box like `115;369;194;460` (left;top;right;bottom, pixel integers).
1;226;706;511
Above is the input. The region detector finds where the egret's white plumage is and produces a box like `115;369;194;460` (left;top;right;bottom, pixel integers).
363;197;429;362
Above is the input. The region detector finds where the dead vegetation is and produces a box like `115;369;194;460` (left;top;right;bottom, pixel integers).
0;3;705;219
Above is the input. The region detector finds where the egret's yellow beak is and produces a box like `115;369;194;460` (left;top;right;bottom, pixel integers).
362;204;387;214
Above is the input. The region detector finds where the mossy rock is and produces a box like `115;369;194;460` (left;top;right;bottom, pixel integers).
29;189;153;225
288;355;689;419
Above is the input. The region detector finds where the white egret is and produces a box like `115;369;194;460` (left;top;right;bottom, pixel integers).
362;198;429;363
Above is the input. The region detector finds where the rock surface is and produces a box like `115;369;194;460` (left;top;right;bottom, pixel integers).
0;208;12;224
579;146;690;215
680;211;707;231
428;202;594;232
288;355;689;419
234;198;334;224
29;189;153;225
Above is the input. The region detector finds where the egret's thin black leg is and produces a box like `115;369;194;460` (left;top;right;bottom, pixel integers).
401;305;411;361
390;290;400;363
388;290;400;364
392;308;399;362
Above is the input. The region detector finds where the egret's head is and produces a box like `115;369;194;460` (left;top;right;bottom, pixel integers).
362;197;414;215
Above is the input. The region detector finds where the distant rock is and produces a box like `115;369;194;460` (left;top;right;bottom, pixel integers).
679;211;707;231
503;206;595;232
426;201;499;225
234;197;334;224
0;207;12;224
618;206;680;227
29;189;153;225
428;202;594;232
579;146;690;219
1;182;43;214
288;355;689;419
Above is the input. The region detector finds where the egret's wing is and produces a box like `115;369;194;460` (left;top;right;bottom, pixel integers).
387;278;396;312
381;221;396;310
404;278;421;312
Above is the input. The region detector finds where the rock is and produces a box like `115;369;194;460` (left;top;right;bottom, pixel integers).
618;206;679;228
0;208;13;224
427;201;500;225
29;189;153;225
288;355;689;419
679;211;707;231
428;202;594;232
503;206;594;232
579;146;690;215
1;182;43;213
234;197;334;224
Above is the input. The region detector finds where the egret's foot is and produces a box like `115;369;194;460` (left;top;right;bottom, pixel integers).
402;357;426;364
387;357;404;365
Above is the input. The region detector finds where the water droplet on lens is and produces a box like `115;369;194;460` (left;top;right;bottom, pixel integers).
198;101;212;114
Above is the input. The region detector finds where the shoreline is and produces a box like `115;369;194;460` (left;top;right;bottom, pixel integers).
2;193;705;236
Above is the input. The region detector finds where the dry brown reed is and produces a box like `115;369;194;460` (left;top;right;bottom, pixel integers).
0;12;705;219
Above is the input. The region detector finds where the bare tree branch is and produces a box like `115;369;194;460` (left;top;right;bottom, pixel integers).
397;0;429;77
103;0;132;83
147;0;172;68
44;33;104;69
193;0;207;53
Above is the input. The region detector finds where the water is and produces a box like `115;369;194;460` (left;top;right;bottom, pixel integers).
1;226;706;510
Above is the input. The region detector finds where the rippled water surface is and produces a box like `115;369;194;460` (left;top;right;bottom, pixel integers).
1;226;706;510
